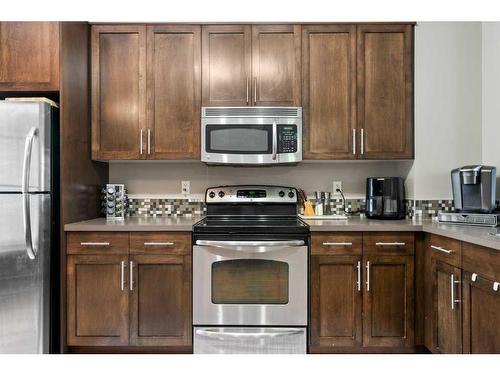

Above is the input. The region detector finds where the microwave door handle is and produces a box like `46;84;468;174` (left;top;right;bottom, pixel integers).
272;121;277;160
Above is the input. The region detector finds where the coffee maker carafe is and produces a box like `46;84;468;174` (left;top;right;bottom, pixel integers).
365;177;405;219
451;165;496;213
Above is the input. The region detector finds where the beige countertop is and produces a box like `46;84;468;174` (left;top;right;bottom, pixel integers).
64;216;203;232
64;216;500;251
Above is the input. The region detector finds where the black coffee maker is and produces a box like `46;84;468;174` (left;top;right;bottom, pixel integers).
365;177;405;219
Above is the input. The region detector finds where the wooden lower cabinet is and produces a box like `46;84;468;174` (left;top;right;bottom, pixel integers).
427;259;462;353
67;255;129;346
462;271;500;353
310;255;362;349
363;255;414;348
129;254;192;346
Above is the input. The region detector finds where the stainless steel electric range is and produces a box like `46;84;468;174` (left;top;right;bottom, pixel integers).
192;185;309;354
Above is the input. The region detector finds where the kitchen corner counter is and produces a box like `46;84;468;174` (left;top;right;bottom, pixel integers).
64;216;203;232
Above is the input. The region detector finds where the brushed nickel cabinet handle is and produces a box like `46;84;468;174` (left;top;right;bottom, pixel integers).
352;129;356;155
143;242;175;246
356;261;361;292
120;261;126;291
140;129;144;155
431;245;454;254
494;282;499;292
80;242;110;246
254;77;257;104
376;242;406;246
129;261;134;291
471;273;478;282
246;77;249;104
360;129;364;155
147;129;151;155
366;261;370;292
322;242;353;246
451;274;461;310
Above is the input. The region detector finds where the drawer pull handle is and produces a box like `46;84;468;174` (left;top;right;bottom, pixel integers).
471;273;478;282
322;242;353;246
144;242;174;246
80;242;110;246
375;242;406;246
494;282;499;292
430;245;454;254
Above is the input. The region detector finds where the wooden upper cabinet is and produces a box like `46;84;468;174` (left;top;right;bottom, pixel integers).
363;254;414;347
0;22;60;91
202;25;251;107
252;25;301;106
129;254;192;347
91;25;146;160
147;25;201;160
310;255;362;351
67;255;129;346
357;24;414;159
302;24;356;159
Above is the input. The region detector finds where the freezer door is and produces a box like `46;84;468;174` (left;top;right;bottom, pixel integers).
0;102;52;192
0;193;51;353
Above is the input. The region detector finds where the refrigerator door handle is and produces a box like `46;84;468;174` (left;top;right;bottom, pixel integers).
22;193;37;260
22;127;38;193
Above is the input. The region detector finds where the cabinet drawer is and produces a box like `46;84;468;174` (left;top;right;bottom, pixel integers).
462;242;500;281
67;232;129;254
363;232;414;255
130;232;191;255
311;232;362;255
428;234;461;268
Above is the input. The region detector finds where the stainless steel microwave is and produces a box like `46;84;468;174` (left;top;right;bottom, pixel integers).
201;107;302;165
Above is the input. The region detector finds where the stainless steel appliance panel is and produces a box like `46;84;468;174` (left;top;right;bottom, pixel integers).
193;240;307;326
0;101;51;193
0;193;51;353
194;327;307;354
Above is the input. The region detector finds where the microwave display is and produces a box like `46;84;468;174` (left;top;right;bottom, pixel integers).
278;125;297;153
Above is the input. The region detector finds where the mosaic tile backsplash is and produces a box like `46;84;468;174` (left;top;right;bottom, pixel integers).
122;196;497;219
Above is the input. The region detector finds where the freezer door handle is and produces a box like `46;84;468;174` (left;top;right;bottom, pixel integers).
21;127;38;193
22;193;37;260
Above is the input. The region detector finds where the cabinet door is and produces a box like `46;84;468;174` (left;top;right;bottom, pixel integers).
302;24;357;160
147;25;201;160
0;22;59;91
363;255;414;347
67;255;129;346
463;272;500;353
310;255;362;351
129;254;192;347
251;24;301;106
357;24;413;159
202;25;251;107
428;259;462;353
91;25;146;160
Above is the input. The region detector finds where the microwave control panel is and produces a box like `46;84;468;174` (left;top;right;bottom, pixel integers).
277;125;298;153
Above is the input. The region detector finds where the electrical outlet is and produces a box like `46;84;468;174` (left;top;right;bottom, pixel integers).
181;181;190;195
333;181;343;194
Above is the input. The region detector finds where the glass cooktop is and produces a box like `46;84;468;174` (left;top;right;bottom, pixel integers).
193;216;310;234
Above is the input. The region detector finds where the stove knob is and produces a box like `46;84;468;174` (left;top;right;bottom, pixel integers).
278;191;285;198
218;191;225;198
288;191;295;198
208;191;216;199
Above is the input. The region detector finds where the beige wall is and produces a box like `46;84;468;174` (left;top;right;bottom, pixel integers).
407;22;483;200
110;161;411;198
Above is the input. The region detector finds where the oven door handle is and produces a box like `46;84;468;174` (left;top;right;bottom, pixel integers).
195;239;305;252
195;328;303;339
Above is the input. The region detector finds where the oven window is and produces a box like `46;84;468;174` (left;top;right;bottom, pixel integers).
211;259;289;304
206;125;272;154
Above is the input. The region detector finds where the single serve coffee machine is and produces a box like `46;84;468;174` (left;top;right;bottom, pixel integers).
438;165;499;226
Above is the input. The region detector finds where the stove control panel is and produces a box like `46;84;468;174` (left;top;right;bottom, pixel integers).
205;185;298;204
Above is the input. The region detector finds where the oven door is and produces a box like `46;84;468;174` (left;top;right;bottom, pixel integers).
201;117;301;165
193;239;307;326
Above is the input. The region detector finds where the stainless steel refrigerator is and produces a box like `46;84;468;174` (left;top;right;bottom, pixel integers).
0;101;57;353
